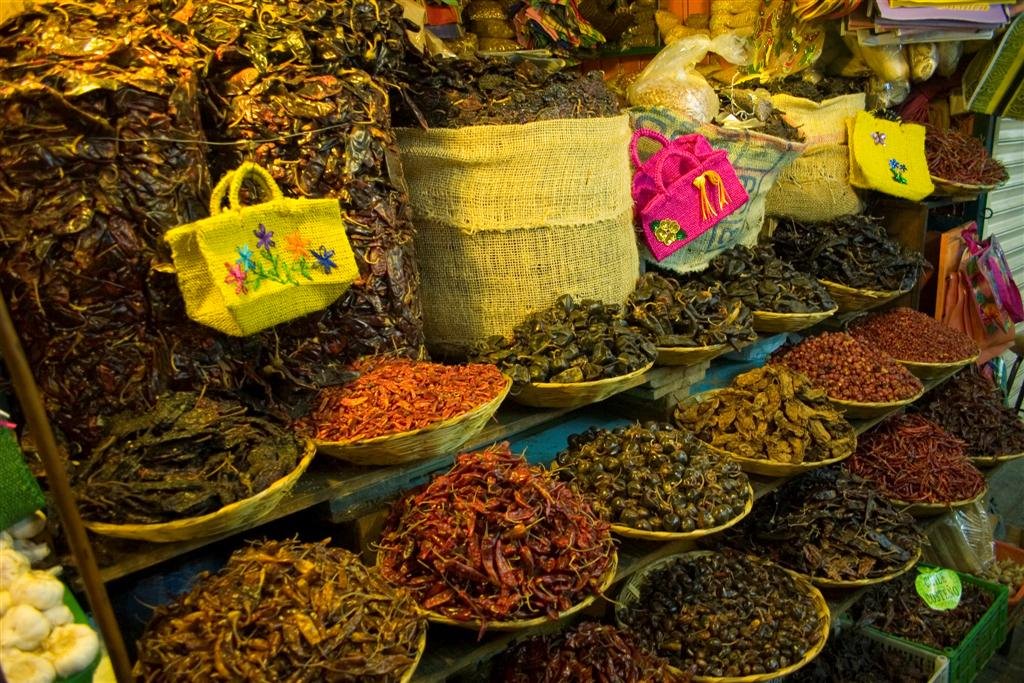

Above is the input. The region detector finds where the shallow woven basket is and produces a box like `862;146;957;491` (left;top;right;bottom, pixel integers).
970;451;1024;468
829;389;924;420
314;378;511;466
610;483;754;540
888;486;988;517
802;547;922;589
699;437;855;477
399;630;428;683
83;440;316;543
656;344;729;366
419;551;618;631
511;363;654;408
930;175;1005;198
896;353;979;380
818;279;907;314
752;307;837;334
615;551;831;683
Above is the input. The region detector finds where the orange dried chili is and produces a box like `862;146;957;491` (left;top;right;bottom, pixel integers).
302;357;507;442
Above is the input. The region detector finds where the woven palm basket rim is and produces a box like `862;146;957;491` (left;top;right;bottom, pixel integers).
615;550;831;683
655;343;730;366
83;439;316;542
930;175;1006;195
818;278;908;300
803;546;923;588
416;551;618;630
510;362;655;408
829;388;925;418
313;378;511;464
610;483;754;540
887;486;989;515
970;451;1024;466
895;354;979;379
399;630;428;683
751;307;838;333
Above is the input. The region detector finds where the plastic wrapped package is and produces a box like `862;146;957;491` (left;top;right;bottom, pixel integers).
866;76;910;109
908;43;938;83
937;41;963;77
924;501;997;576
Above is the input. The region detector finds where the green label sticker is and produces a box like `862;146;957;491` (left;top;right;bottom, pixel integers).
915;567;962;611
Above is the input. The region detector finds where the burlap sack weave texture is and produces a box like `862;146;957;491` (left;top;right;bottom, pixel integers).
765;144;863;221
770;93;865;146
398;115;639;356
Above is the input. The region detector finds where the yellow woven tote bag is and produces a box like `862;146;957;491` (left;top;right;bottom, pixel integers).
164;163;358;336
848;111;935;202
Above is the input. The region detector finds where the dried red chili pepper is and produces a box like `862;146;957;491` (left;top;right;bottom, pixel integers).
300;357;507;441
849;308;978;363
376;443;615;633
925;127;1009;186
846;414;986;503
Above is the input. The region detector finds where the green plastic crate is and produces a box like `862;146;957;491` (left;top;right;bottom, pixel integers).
863;568;1009;683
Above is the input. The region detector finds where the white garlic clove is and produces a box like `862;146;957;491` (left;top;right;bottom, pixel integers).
0;648;57;683
0;548;30;590
41;623;100;678
9;571;64;611
6;513;46;541
0;603;52;651
41;604;73;627
10;540;50;566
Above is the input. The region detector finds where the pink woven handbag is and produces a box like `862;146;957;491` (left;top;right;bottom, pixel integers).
630;129;749;261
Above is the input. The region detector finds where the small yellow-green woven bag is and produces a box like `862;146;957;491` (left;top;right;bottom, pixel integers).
164;163;359;337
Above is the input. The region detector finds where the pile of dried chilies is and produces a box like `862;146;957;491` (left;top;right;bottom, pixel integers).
925;127;1008;186
847;414;986;504
301;358;507;442
376;443;615;630
135;540;426;682
787;628;934;683
719;468;923;582
849;308;978;364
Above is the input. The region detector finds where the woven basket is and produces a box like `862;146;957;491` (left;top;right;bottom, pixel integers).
420;551;618;631
699;437;856;477
969;451;1024;468
615;551;831;683
888;486;988;517
752;307;837;334
314;378;511;466
610;483;754;540
399;630;428;683
830;389;924;419
656;343;729;366
819;279;907;313
511;363;654;408
930;175;1005;199
896;354;979;380
803;547;922;589
83;440;316;543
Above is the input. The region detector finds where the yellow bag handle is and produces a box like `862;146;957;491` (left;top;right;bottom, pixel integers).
208;162;285;216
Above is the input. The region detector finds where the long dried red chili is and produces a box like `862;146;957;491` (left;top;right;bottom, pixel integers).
376;443;615;633
301;357;507;441
925;127;1009;185
846;414;986;503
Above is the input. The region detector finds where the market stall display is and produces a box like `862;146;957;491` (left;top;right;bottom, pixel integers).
925;126;1009;196
689;245;838;333
785;627;944;683
915;368;1024;464
674;365;857;475
71;392;314;542
301;357;510;465
849;308;979;379
376;443;616;630
553;423;752;538
773;332;924;418
719;468;924;587
626;273;756;365
134;540;426;682
847;414;987;514
617;551;830;680
472;295;657;408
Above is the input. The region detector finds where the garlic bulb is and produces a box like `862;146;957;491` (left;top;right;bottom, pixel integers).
41;604;73;627
41;623;99;678
0;548;29;590
11;540;49;565
0;648;57;683
9;571;64;611
0;590;11;616
6;513;46;541
0;603;51;651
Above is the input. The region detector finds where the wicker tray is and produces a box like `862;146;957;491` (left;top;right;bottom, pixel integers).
888;486;988;517
969;451;1024;468
420;551;618;631
819;279;908;314
399;630;428;683
930;175;1005;199
896;354;978;380
829;389;924;419
802;547;922;589
752;307;837;334
511;363;654;408
610;483;754;540
615;551;831;683
656;343;729;366
83;439;316;542
315;378;511;466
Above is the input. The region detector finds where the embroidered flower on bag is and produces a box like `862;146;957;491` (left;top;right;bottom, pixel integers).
284;231;310;260
224;262;248;294
871;131;887;146
235;244;256;271
311;245;338;275
254;223;276;250
889;158;909;185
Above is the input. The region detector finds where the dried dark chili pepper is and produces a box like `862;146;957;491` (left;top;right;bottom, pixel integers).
787;628;935;683
925;127;1008;185
376;443;615;631
135;539;425;682
300;357;507;442
846;414;986;504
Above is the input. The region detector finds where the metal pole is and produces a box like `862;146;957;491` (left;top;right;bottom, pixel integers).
0;293;133;682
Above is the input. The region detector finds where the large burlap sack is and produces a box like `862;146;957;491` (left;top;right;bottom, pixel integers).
765;144;863;222
629;107;805;274
398;116;639;356
770;93;865;146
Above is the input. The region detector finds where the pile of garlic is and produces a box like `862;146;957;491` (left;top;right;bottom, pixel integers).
1;514;99;683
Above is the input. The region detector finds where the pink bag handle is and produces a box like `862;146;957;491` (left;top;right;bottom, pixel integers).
652;146;707;193
962;222;983;255
629;129;672;169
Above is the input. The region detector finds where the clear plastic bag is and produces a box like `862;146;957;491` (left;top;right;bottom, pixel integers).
924;501;996;575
